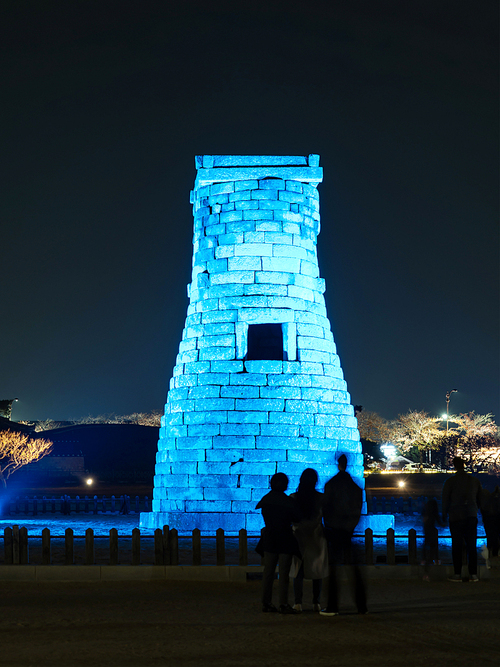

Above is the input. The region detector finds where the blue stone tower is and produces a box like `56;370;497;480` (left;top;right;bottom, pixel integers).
141;155;365;534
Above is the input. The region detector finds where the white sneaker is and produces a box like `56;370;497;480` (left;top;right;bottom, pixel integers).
471;574;479;582
292;603;302;612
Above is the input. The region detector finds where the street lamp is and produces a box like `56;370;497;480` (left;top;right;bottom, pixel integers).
445;389;458;433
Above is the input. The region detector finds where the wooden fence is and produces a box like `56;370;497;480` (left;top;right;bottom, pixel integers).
2;526;436;567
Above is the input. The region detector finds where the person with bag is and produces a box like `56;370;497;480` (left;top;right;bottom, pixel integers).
290;468;329;612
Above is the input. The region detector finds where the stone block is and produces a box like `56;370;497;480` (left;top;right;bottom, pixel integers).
167;449;206;462
269;412;315;426
256;436;306;449
245;360;282;374
212;435;256;448
187;385;220;399
244;284;288;296
206;449;243;461
191;474;236;488
197;462;230;474
236;398;284;412
186;500;231;512
176;436;213;450
227;411;268;423
244;449;287;462
229;373;267;385
220;385;260;399
210;270;255;285
204;487;251;501
262;256;301;273
260;424;299;437
227;256;262;271
210;360;243;372
232;501;261;513
199;348;235;362
166;486;203;500
197;373;229;385
220;422;260;435
260;386;301;400
183;411;228;425
195;398;234;411
239;475;272;487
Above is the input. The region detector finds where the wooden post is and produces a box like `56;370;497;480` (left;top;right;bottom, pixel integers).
216;528;225;566
109;528;118;565
169;528;179;566
144;496;149;511
101;495;107;513
408;528;417;565
132;527;140;565
111;495;116;513
65;528;74;565
85;528;94;565
163;525;170;566
75;496;80;513
387;528;395;565
154;528;164;565
239;528;248;566
4;527;13;564
192;528;201;566
12;525;20;564
42;496;47;513
365;528;373;565
93;495;98;515
42;527;51;565
19;526;29;564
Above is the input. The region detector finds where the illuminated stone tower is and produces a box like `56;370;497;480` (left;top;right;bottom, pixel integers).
141;155;366;534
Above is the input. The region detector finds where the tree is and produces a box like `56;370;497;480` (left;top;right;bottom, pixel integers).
455;412;498;471
389;410;444;464
0;430;53;488
356;410;391;444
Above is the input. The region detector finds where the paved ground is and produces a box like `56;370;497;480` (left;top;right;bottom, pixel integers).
0;575;498;666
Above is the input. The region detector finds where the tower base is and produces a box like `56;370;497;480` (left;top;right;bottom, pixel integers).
139;511;394;536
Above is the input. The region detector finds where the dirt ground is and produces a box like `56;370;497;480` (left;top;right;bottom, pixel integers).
0;576;498;667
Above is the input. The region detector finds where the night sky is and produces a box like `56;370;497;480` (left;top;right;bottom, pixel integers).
1;1;498;423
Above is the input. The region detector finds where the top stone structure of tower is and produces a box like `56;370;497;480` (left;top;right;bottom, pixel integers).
140;155;365;534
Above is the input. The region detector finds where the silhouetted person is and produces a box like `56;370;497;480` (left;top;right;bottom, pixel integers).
442;456;482;582
421;497;443;580
290;468;328;612
320;454;367;616
256;472;301;614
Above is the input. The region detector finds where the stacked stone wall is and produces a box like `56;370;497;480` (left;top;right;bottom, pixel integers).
142;155;364;534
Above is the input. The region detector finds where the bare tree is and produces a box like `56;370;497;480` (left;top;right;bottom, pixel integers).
0;430;53;488
356;410;390;444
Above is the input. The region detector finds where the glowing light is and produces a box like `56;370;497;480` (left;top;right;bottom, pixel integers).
86;478;93;485
398;480;406;488
380;444;397;459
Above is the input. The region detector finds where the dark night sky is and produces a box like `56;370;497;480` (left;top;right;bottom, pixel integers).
1;0;498;423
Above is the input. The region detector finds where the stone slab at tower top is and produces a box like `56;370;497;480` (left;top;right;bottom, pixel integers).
140;154;370;535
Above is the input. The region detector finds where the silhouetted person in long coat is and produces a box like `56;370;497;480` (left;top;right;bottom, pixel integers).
256;472;301;614
320;454;367;615
442;456;482;581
